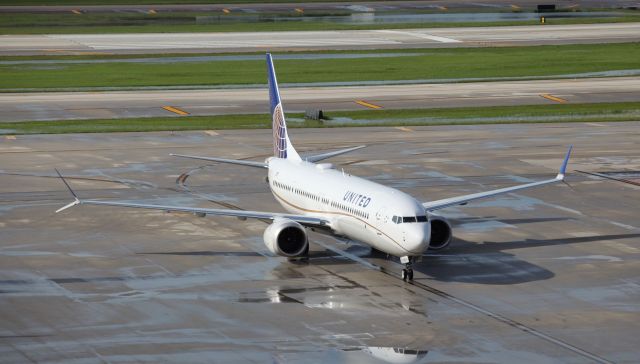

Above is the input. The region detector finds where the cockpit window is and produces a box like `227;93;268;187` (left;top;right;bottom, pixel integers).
394;215;428;224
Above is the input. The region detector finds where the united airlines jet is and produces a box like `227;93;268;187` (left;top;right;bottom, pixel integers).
57;53;572;281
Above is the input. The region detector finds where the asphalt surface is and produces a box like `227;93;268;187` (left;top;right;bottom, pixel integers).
2;23;639;56
1;122;639;363
2;77;639;122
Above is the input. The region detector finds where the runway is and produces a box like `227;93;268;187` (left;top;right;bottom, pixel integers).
2;77;639;122
1;0;634;13
2;23;639;56
1;122;638;362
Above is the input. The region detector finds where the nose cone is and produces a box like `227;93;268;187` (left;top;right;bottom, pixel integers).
404;224;431;254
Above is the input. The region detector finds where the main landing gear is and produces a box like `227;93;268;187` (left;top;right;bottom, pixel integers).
400;256;414;282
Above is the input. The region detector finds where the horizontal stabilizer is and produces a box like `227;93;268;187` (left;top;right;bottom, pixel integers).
305;145;366;163
170;153;267;168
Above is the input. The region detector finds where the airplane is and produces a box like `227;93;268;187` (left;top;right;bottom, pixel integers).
56;53;573;281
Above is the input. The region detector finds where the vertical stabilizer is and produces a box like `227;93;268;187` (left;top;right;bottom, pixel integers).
267;53;301;161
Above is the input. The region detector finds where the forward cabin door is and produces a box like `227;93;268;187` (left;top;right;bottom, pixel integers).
375;207;388;237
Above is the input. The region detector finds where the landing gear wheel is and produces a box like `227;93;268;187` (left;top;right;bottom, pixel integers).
401;257;414;282
401;268;414;281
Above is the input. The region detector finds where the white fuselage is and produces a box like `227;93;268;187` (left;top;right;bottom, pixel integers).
267;158;431;257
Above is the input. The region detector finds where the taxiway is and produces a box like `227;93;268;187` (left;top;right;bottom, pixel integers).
0;122;638;362
2;76;639;122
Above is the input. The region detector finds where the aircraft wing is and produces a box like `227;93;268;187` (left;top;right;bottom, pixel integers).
54;170;329;229
423;146;572;212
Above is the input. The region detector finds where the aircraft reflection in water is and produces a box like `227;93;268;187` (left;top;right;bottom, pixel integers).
364;347;429;364
56;53;573;281
330;346;428;364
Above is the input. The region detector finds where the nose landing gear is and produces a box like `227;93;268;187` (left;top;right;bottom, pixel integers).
401;267;413;281
400;256;414;281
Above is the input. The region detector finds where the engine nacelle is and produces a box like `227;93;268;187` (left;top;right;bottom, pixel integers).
428;215;452;250
263;218;309;257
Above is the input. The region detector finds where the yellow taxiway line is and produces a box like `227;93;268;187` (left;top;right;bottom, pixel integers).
540;94;568;103
162;106;190;116
355;100;383;109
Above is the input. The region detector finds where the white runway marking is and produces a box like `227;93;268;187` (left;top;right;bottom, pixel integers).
377;29;462;43
553;255;623;262
84;38;400;50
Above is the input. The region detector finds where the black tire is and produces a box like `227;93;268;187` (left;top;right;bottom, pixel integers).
408;269;414;281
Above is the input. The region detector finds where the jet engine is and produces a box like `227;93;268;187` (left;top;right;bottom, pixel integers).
263;218;309;257
428;215;452;250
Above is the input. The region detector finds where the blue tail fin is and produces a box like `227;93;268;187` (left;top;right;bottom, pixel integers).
267;53;300;161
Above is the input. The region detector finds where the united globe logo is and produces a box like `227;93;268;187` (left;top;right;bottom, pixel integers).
272;103;287;158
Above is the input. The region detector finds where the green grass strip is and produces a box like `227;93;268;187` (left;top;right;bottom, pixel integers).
2;102;638;135
2;43;640;90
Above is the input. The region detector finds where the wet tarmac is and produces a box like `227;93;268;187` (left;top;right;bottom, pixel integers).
0;122;639;363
